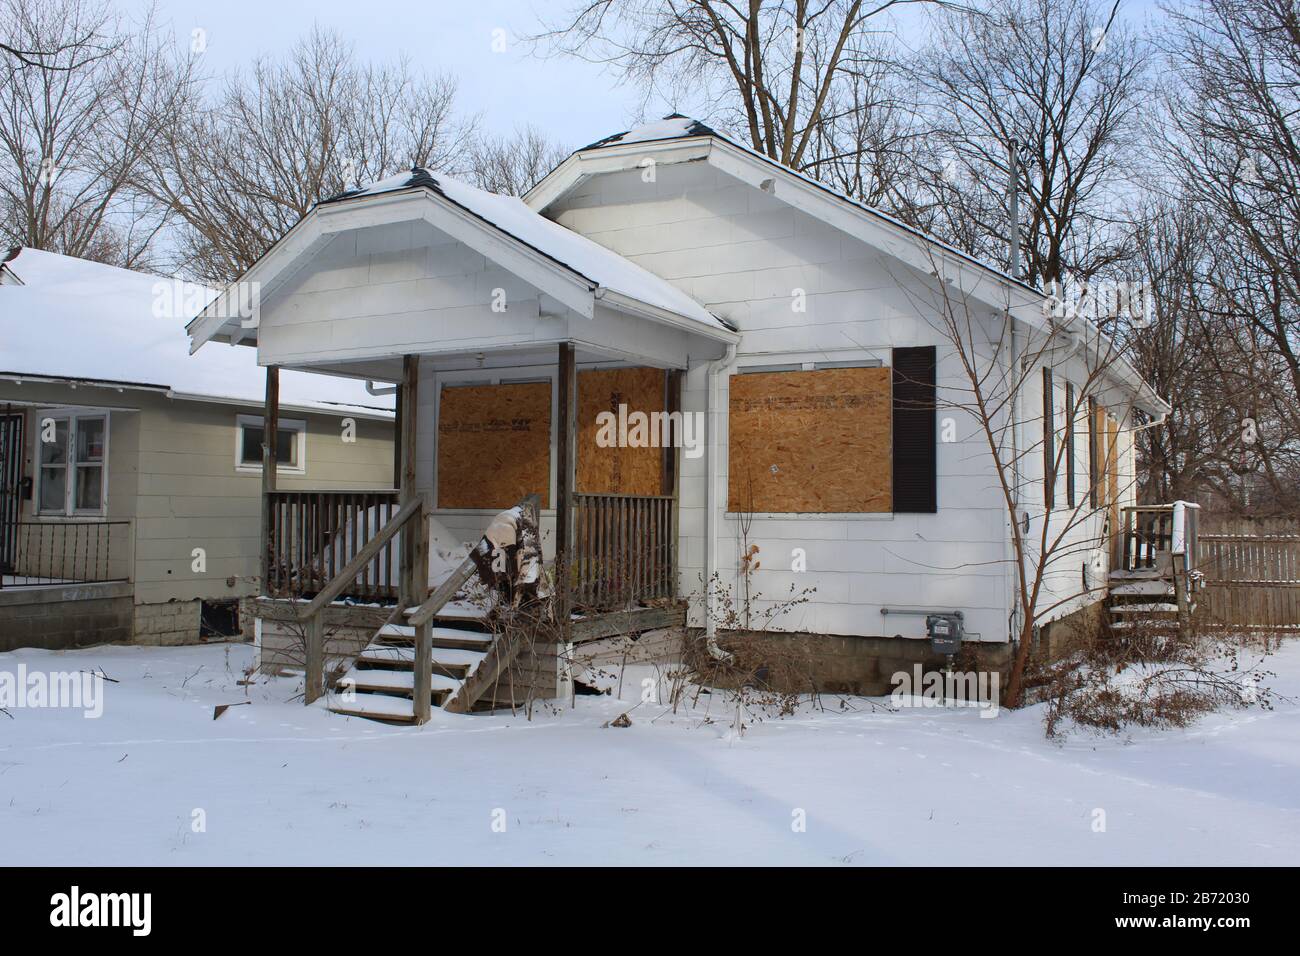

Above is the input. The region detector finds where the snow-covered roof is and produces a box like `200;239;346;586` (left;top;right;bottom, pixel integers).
321;168;731;333
0;248;393;417
581;115;719;150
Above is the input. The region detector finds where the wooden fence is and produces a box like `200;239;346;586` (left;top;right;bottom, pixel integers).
1194;516;1300;631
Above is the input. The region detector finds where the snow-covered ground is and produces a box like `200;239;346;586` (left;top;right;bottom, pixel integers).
2;639;1297;865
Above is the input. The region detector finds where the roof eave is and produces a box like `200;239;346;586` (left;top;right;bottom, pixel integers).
596;288;740;345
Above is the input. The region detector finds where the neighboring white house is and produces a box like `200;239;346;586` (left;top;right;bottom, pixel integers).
184;116;1169;713
0;248;394;650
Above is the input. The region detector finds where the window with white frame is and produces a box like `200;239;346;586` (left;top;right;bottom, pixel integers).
236;415;306;474
37;412;108;516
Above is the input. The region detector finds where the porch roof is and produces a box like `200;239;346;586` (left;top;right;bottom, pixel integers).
187;168;738;358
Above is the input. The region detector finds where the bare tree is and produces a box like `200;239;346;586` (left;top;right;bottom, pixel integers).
535;0;941;174
1123;198;1221;504
467;125;569;196
0;0;117;69
914;0;1148;284
1159;0;1300;512
798;34;930;211
141;28;473;284
0;0;189;267
901;249;1146;707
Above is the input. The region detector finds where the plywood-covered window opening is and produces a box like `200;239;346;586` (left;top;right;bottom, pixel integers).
728;364;892;514
436;380;552;509
577;366;670;497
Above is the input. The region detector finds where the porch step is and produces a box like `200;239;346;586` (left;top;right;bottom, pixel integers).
1108;567;1169;581
403;600;489;623
375;623;493;651
326;694;421;724
327;630;490;722
1109;618;1181;631
1110;580;1176;597
355;649;475;681
1110;602;1179;615
343;668;462;697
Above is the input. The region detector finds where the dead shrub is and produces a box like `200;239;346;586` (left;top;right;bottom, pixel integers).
1033;614;1279;738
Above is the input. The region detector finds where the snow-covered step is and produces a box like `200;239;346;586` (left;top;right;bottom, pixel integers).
403;599;488;621
327;605;500;723
355;645;483;679
1108;567;1169;580
1109;618;1180;631
1110;602;1179;615
376;623;493;651
327;693;417;723
1110;580;1176;597
339;667;463;694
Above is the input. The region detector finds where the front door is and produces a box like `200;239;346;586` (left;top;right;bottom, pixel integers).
0;410;23;574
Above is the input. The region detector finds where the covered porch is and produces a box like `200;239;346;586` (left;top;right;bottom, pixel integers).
247;339;705;720
256;341;690;622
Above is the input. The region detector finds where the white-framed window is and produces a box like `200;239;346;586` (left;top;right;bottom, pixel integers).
37;411;109;516
235;414;306;475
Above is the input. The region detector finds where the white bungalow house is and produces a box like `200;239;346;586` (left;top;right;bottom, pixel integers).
0;248;394;650
186;116;1176;722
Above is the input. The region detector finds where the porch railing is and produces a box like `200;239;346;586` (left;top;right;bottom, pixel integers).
0;520;131;588
1120;502;1200;573
572;492;675;610
1120;504;1174;571
265;489;401;602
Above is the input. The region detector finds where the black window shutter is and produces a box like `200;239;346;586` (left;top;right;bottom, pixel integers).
1065;381;1076;508
892;346;937;513
1042;366;1055;511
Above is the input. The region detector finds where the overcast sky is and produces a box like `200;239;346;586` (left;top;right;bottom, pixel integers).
144;0;1166;154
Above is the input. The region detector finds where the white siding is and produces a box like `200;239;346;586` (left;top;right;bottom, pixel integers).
131;397;393;604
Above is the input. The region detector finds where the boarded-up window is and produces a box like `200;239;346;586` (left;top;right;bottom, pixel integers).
437;381;551;509
728;366;892;513
892;346;937;513
577;367;666;496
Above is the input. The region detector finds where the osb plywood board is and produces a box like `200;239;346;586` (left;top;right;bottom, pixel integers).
438;382;551;509
728;367;892;513
577;367;665;496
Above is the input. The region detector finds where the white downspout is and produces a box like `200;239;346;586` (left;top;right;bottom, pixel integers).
704;342;738;660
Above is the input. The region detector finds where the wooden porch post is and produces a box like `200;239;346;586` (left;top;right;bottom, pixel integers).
259;366;279;596
397;355;432;722
556;343;577;636
392;382;403;489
